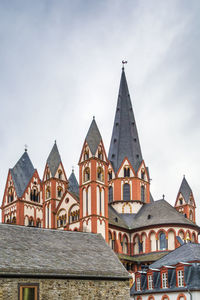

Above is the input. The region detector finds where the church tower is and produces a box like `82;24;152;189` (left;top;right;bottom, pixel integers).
108;67;150;215
175;176;196;223
79;118;109;241
42;142;68;229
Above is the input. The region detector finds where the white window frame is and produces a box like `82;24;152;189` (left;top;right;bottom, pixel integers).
148;274;153;290
162;272;168;288
177;270;184;287
136;277;141;291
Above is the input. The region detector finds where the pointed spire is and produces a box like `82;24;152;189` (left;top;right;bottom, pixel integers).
10;151;35;197
47;141;61;177
85;119;102;155
68;171;79;197
178;176;193;204
108;68;143;173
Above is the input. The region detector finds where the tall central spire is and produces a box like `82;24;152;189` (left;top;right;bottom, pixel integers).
108;68;143;173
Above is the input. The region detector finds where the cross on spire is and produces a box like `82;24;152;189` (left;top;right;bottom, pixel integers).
122;60;128;69
24;144;28;152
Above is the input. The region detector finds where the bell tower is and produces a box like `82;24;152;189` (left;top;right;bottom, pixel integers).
79;118;109;242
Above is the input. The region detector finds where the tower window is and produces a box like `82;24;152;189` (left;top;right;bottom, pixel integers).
108;171;112;180
109;186;113;203
8;187;14;203
46;187;51;199
84;167;90;182
97;167;104;182
46;171;50;180
84;150;89;160
31;187;39;202
141;171;145;180
57;187;62;198
123;183;130;201
124;167;130;177
159;232;167;250
141;185;145;202
58;170;62;180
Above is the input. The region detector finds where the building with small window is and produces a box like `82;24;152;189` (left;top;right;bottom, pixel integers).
0;224;130;300
131;243;200;300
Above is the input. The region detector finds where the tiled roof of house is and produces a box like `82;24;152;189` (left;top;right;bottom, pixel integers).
47;142;61;177
10;151;35;197
0;224;129;279
150;243;200;269
108;68;143;173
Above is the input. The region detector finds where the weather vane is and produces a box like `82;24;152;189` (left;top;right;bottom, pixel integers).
24;144;28;152
122;60;128;69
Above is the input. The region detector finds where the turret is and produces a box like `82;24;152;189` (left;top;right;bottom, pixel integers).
79;118;109;241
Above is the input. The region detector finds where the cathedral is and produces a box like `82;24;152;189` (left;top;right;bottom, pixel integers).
1;67;199;283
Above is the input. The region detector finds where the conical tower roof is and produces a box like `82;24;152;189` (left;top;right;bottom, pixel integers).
85;118;102;155
108;68;143;173
68;169;79;197
47;142;61;177
178;176;193;204
10;151;35;197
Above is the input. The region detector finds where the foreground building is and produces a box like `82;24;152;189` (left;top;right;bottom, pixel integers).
1;67;199;282
0;223;130;299
132;243;200;300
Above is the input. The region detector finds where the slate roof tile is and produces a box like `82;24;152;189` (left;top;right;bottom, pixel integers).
85;119;102;155
47;142;61;177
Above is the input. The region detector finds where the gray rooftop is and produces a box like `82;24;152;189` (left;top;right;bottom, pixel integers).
0;224;129;279
178;176;193;204
109;199;199;230
68;170;79;198
150;243;200;269
10;151;35;198
85;118;102;155
108;68;143;173
47;142;62;177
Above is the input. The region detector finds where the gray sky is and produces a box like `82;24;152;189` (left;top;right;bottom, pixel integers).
1;0;200;224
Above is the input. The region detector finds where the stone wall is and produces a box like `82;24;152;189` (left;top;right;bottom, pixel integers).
0;277;130;300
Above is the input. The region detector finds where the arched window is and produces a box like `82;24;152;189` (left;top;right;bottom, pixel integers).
36;219;41;228
84;167;90;182
58;170;62;180
98;148;103;160
159;232;167;250
123;183;130;201
46;186;51;199
69;209;79;224
8;187;14;203
189;210;193;221
108;186;113;203
108;170;112;180
97;167;104;182
124;167;130;177
141;171;145;180
57;187;63;198
141;185;145;202
99;189;102;214
84;150;89;160
12;216;16;224
28;217;34;227
31;187;39;202
122;235;128;254
46;170;50;180
109;232;112;248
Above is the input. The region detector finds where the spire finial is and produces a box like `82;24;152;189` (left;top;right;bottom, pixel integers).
54;140;56;144
162;194;165;200
72;166;74;173
122;60;128;70
183;174;185;178
93;116;95;120
24;144;28;152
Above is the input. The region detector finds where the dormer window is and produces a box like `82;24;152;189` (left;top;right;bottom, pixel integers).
179;198;183;205
148;274;153;290
124;167;130;177
177;270;184;287
58;170;62;180
162;272;168;288
136;277;141;291
30;187;39;202
84;167;90;182
57;187;63;198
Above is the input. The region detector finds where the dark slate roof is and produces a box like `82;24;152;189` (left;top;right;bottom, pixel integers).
118;252;169;263
47;142;61;177
68;170;79;198
109;200;199;230
85;118;102;155
108;68;143;173
0;224;129;279
10;151;35;197
150;243;200;269
178;176;193;203
108;205;129;229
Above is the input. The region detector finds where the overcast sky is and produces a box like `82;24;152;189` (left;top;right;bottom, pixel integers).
0;0;200;224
